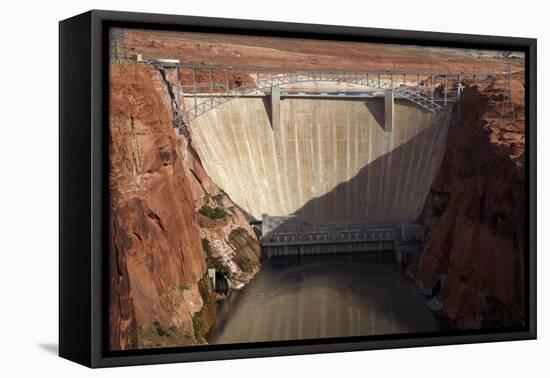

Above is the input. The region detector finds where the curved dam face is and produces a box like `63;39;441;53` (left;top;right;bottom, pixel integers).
186;97;451;222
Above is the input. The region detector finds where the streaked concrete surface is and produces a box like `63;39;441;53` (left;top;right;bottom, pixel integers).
186;96;450;222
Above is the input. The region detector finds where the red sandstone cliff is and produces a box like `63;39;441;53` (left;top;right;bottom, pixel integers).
412;74;526;329
109;64;260;350
162;67;262;289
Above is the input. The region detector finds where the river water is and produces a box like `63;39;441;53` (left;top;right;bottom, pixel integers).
207;253;446;345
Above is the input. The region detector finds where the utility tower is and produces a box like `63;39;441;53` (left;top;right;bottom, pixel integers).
500;65;516;124
109;27;128;63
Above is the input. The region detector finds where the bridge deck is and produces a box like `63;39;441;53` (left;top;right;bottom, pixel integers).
137;61;499;123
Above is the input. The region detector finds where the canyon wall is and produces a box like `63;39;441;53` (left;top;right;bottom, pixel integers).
411;83;526;329
109;58;526;347
187;97;451;222
109;64;260;350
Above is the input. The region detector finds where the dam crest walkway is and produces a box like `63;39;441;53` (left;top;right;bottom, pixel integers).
149;63;498;122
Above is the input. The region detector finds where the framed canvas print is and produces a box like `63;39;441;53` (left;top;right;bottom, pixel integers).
59;10;536;368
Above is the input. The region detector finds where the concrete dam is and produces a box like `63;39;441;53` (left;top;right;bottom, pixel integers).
186;95;451;223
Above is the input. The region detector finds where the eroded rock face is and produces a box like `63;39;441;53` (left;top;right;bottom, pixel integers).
110;64;207;348
109;218;138;350
412;83;525;329
199;209;261;288
109;63;261;349
159;68;262;288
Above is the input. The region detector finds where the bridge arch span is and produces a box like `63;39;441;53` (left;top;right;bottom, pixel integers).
183;70;448;121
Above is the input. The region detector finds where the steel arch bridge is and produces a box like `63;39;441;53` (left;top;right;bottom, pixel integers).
141;62;498;126
183;71;449;121
168;64;497;124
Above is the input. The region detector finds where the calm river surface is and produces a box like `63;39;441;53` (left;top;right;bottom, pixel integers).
207;253;447;344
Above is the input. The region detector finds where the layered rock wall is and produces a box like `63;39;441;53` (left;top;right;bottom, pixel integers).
109;64;260;350
412;84;526;329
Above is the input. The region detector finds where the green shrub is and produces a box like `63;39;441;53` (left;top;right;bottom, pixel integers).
201;238;210;254
192;307;205;340
153;320;170;337
199;204;226;220
170;284;189;291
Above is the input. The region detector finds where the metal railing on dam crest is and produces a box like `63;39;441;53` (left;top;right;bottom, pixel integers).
124;55;500;128
168;63;496;122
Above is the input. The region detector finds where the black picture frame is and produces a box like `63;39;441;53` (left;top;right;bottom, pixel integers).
59;9;537;368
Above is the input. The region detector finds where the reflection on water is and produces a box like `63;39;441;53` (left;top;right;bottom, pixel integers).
207;253;447;345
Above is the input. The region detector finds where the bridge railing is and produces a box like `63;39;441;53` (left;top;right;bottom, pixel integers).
169;64;498;121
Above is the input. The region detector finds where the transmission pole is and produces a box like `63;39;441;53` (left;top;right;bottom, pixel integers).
109;27;128;63
500;64;516;125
